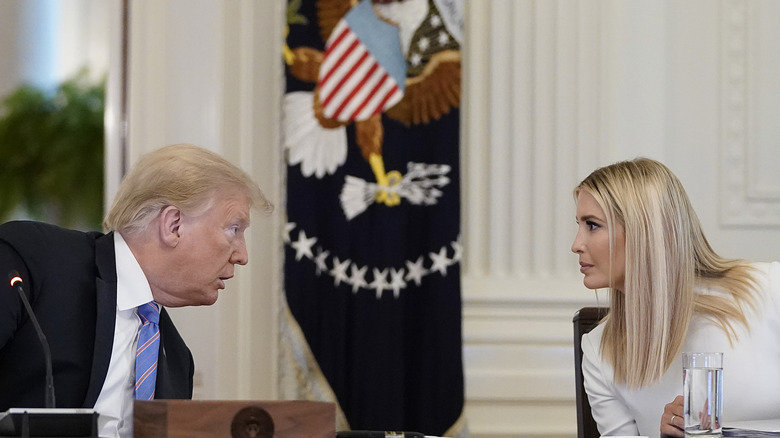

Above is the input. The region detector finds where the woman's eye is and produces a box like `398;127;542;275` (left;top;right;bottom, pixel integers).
586;221;600;231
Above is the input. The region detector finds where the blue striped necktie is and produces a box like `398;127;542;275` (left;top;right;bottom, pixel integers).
135;302;160;400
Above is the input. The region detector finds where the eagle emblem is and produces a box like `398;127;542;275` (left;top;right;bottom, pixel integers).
284;0;462;219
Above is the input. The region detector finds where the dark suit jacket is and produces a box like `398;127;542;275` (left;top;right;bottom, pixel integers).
0;220;193;410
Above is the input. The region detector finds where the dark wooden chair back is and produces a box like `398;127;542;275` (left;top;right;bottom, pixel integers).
573;307;608;438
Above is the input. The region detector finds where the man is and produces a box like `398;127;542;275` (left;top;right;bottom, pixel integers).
0;144;272;437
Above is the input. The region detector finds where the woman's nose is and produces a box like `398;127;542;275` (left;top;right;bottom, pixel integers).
571;233;584;254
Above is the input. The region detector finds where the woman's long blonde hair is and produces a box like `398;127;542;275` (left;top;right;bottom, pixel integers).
575;158;758;388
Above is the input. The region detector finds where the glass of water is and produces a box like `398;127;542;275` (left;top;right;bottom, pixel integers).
683;352;723;437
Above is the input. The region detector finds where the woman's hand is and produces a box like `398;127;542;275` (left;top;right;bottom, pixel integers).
660;395;684;438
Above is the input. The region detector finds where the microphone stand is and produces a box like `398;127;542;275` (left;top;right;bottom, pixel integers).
1;273;97;437
12;280;55;409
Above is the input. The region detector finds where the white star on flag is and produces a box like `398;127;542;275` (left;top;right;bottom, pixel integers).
451;238;463;262
389;268;407;298
291;230;317;261
405;255;428;286
314;247;330;276
283;222;296;243
369;268;390;299
349;264;369;293
429;247;451;276
330;257;351;287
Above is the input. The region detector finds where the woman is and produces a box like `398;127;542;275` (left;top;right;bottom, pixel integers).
571;158;780;438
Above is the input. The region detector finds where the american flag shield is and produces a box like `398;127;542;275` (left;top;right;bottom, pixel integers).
317;0;406;122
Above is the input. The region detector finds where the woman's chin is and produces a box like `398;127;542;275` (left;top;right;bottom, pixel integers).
583;278;608;290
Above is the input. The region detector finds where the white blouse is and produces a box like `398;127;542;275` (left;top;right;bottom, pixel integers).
581;262;780;438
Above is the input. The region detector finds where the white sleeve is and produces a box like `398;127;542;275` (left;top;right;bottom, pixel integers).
581;330;640;437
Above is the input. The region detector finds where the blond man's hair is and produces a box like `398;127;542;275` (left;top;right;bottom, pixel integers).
575;157;757;388
104;143;272;234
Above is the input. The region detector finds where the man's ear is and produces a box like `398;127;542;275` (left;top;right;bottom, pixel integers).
159;205;182;248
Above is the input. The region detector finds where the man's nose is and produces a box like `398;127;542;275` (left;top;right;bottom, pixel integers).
232;240;249;265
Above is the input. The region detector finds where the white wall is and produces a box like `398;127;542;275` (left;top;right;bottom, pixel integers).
461;1;780;437
109;1;780;437
117;0;286;401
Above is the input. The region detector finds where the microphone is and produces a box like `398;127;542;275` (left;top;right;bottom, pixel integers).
9;270;56;409
0;274;97;436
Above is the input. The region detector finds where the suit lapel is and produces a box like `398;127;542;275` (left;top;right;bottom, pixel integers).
83;232;118;407
155;308;194;399
80;231;193;402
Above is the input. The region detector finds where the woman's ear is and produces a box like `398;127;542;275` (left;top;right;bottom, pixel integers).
159;205;182;248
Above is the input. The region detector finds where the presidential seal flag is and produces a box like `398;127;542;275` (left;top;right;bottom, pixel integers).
281;0;466;436
317;0;406;122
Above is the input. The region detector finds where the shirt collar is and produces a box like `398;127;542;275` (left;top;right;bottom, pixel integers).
114;232;155;311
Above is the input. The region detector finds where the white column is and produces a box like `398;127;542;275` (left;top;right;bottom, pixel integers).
123;0;285;400
462;1;608;436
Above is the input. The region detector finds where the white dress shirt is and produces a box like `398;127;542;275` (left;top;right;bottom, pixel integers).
582;262;780;438
92;232;155;438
